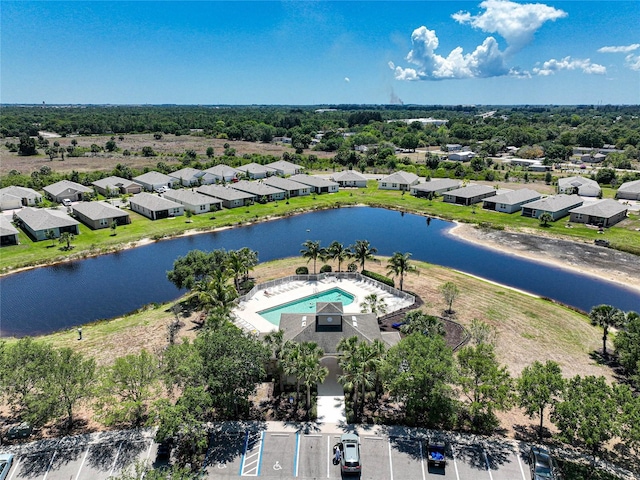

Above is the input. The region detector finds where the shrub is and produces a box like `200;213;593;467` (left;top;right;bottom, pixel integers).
295;266;309;275
347;262;358;273
362;270;395;288
320;264;332;273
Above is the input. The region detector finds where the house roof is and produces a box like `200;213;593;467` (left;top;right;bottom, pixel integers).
197;184;255;201
379;171;419;185
203;165;242;177
163;189;221;206
618;179;640;194
483;188;541;205
129;192;182;211
331;170;368;182
231;180;285;197
263;176;310;191
445;184;496;198
412;179;462;192
43;180;92;196
0;215;19;236
558;176;599;189
133;171;173;184
289;174;339;188
92;176;141;191
316;302;344;314
16;207;80;230
72;201;129;220
523;194;583;212
235;163;277;175
266;160;303;174
0;185;42;200
168;168;204;181
569;199;628;217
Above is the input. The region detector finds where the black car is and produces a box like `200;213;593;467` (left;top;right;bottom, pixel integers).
529;446;562;480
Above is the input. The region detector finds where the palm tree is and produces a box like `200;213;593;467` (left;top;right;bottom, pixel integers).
298;343;328;411
226;248;258;293
58;231;74;250
327;241;352;272
589;304;625;357
400;310;445;336
351;240;378;272
359;293;387;317
45;229;56;247
386;251;419;291
264;330;286;393
283;341;303;401
300;240;325;274
539;212;553;227
337;337;381;419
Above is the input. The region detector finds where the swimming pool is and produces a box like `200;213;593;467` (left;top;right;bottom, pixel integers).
258;287;355;325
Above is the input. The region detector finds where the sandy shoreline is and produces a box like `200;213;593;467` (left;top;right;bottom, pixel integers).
448;222;640;295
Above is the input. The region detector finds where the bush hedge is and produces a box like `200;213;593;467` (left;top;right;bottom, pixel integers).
362;270;395;288
295;266;309;274
320;264;332;273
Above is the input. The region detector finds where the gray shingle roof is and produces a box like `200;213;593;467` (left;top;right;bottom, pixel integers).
0;186;42;200
163;189;221;206
263;176;310;191
523;194;583;212
331;170;368;182
289;174;339;188
129;192;182;211
0;215;19;236
569;199;628;217
446;185;496;198
16;207;80;230
133;171;173;184
231;180;285;197
92;176;141;191
412;179;462;192
483;188;541;205
196;184;255;201
168;168;203;181
379;171;419;184
266;160;303;174
235;163;277;175
203;165;242;177
43;180;92;196
72;201;129;220
618;179;640;194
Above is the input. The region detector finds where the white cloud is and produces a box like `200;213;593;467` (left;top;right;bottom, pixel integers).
453;0;567;53
598;44;640;53
533;57;606;76
625;54;640;71
344;77;350;83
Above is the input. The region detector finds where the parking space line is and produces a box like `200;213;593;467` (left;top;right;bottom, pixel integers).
388;439;394;480
74;447;89;480
240;431;249;476
108;441;123;478
516;451;527;479
294;432;300;477
42;450;57;480
241;431;262;476
257;431;265;476
483;448;494;480
7;456;20;480
326;435;330;478
451;444;460;480
419;440;426;480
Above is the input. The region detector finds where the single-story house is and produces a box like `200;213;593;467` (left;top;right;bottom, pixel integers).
235;163;277;180
443;185;497;206
92;176;143;196
129;193;184;220
410;179;462;198
378;171;420;191
162;189;222;214
203;165;243;183
616;180;640;201
262;176;311;197
266;160;304;176
558;176;601;197
14;207;80;241
289;174;340;194
0;215;20;246
445;144;462;152
43;180;92;203
197;184;255;209
331;170;368;188
231;180;286;202
521;194;583;221
482;188;542;213
0;186;43;210
569;199;628;227
168;168;217;187
508;158;551;172
132;171;176;192
448;151;476;162
72;201;131;229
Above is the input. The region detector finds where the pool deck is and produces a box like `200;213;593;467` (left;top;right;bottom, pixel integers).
232;276;414;333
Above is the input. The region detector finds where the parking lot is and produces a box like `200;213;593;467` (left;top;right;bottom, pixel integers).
2;427;531;479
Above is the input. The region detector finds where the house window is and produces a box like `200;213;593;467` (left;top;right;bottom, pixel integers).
500;204;506;209
100;218;108;226
392;183;398;188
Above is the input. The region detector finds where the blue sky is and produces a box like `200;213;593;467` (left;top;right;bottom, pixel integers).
1;1;639;105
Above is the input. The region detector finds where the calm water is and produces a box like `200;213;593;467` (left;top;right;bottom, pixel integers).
258;287;355;325
1;207;639;337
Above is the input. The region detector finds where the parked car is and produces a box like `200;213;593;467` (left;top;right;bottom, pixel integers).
156;186;168;194
427;441;447;469
529;446;562;480
62;198;72;207
0;454;14;480
339;433;361;475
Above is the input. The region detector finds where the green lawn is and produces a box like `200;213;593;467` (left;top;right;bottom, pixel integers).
2;181;638;273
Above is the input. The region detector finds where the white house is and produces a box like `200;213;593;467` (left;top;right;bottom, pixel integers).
133;171;176;192
129;193;184;220
0;186;43;210
203;165;243;183
558;176;601;197
168;168;217;187
331;171;368;188
162;189;222;214
43;180;92;203
378;171;420;191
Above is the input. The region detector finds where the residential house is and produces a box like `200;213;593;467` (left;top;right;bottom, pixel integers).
197;184;255;209
378;171;420;191
266;160;304;176
163;189;222;214
508;158;551;172
569;199;628;227
289;174;340;194
132;171;176;192
445;144;462;152
235;162;277;180
448;151;476;162
15;207;80;241
168;168;217;187
0;186;43;210
410;179;462;198
231;180;286;202
72;201;131;229
0;215;19;246
263;176;311;197
43;180;92;203
558;176;601;197
521;194;583;221
616;180;640;201
443;185;497;206
330;170;368;188
129;193;184;220
482;189;542;213
92;176;143;196
203;165;243;183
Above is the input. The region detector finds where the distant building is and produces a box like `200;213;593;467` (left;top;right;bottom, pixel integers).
558;176;601;197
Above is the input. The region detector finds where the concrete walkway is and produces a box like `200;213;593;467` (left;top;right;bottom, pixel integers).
316;357;346;425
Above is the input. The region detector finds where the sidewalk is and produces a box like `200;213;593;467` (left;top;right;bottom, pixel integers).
316;357;346;425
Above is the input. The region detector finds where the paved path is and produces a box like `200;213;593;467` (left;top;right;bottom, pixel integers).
316;357;346;425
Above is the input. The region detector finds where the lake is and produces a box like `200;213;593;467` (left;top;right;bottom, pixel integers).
1;207;638;337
